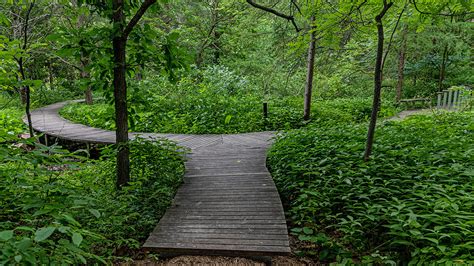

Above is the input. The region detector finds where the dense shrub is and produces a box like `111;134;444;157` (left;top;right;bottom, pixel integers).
0;103;185;264
267;111;474;264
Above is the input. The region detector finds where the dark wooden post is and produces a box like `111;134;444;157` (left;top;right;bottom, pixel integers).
263;102;268;119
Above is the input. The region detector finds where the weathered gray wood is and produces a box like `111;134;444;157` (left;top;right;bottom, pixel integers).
447;89;453;109
28;100;290;257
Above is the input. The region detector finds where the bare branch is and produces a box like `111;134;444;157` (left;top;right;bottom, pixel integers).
22;1;35;50
123;0;157;39
291;0;302;15
382;2;406;71
246;0;300;32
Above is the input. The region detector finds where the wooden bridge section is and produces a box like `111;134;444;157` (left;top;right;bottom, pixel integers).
28;101;290;256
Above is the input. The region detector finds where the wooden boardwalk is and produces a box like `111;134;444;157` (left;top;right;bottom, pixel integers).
28;101;290;256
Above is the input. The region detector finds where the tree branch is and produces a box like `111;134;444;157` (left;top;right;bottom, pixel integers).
376;1;393;22
411;0;473;17
123;0;157;39
382;3;406;71
246;0;300;32
22;0;35;50
291;0;302;15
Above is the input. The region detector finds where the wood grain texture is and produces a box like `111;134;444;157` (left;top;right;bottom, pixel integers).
28;100;290;256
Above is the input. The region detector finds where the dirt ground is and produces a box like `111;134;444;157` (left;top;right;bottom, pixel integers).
120;255;315;265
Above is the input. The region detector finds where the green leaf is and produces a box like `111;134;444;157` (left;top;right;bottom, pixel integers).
16;238;33;251
72;232;83;246
15;226;34;232
224;115;232;124
303;227;314;235
88;208;101;218
34;227;55;242
14;255;22;263
0;230;13;241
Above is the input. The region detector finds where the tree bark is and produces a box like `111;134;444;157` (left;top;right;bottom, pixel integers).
396;26;407;102
78;11;93;104
19;57;34;138
17;2;35;137
303;16;316;121
112;0;130;188
81;70;93;104
438;44;448;91
48;60;54;89
112;0;156;188
364;1;393;161
211;0;221;64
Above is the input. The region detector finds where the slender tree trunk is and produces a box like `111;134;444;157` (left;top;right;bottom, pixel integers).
81;70;93;104
211;0;221;65
112;0;130;188
19;58;34;137
135;64;143;81
78;11;93;104
48;60;54;89
364;1;393;161
303;16;316;121
212;30;221;64
18;2;35;137
438;44;448;91
396;26;407;102
110;0;156;188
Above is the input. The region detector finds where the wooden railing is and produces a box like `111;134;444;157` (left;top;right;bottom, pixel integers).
436;87;473;110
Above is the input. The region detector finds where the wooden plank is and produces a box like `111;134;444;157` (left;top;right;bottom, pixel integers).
145;236;288;246
143;241;291;254
152;228;288;235
155;224;287;229
29;101;290;256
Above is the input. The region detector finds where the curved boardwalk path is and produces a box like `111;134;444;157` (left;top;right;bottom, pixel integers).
29;101;290;256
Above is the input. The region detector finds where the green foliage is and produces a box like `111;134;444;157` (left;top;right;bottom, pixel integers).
59;66;398;134
268;111;474;263
0;103;185;264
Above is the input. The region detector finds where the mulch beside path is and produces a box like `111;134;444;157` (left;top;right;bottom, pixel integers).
119;255;315;265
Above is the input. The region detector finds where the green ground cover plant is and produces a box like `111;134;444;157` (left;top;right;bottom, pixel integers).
267;111;474;264
0;99;185;264
59;70;398;134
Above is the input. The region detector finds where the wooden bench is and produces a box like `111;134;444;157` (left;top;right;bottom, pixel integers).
398;98;432;109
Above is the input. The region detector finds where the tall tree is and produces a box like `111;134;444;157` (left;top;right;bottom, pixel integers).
246;0;323;120
363;0;393;161
111;0;156;188
303;15;316;121
396;25;407;101
16;1;36;137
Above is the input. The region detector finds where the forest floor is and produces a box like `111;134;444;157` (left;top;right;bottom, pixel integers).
119;255;313;266
385;108;432;121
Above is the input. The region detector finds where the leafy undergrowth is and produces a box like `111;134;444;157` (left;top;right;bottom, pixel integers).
268;111;474;264
60;96;397;134
0;104;185;264
59;66;397;134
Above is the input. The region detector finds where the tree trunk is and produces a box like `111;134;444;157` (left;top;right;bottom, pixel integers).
303;16;316;121
211;0;220;65
438;44;448;91
212;29;221;64
135;64;143;81
112;0;130;188
18;2;35;137
48;60;54;89
364;1;393;161
396;26;407;102
82;70;93;105
78;11;93;104
19;57;34;137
